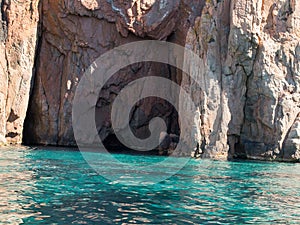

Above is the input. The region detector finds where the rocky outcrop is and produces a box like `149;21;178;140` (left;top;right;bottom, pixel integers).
0;0;299;161
183;0;300;161
182;0;232;159
158;132;179;155
240;0;300;161
23;0;204;147
0;0;39;145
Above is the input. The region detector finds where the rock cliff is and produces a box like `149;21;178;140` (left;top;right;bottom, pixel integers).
23;0;203;147
0;0;299;161
0;0;39;144
182;0;300;161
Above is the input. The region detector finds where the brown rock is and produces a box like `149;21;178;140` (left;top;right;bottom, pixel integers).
0;0;39;144
184;0;300;160
23;0;203;147
0;0;298;162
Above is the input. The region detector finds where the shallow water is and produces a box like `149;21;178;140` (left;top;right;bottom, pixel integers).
0;148;300;224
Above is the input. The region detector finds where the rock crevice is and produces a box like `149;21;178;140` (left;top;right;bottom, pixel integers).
0;0;299;162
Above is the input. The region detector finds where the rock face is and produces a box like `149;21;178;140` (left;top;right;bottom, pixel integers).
0;0;299;161
158;132;179;155
0;0;39;145
183;0;300;160
23;0;204;147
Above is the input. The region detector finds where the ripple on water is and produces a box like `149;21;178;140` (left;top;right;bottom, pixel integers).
0;148;300;224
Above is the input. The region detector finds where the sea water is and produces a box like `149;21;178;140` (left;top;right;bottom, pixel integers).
0;148;300;224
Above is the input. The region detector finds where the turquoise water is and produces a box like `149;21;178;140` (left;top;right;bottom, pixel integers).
0;148;300;224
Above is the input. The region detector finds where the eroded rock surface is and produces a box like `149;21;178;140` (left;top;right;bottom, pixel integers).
0;0;39;144
183;0;300;160
0;0;299;161
23;0;204;147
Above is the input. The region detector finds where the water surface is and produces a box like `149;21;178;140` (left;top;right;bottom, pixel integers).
0;148;300;224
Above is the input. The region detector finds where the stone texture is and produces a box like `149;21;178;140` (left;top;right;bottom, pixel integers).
183;0;300;161
23;0;204;147
0;0;39;144
0;0;299;162
182;0;232;159
236;0;300;161
158;132;179;155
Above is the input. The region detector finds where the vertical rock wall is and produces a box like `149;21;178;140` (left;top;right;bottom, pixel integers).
241;0;300;161
184;0;300;160
0;0;299;161
23;0;204;147
0;0;39;144
182;0;232;159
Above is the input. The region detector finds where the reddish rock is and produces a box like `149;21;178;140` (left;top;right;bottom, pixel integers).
0;0;39;144
1;0;299;162
183;0;300;160
23;0;204;147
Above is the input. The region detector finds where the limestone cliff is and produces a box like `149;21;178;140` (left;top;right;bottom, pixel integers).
0;0;299;161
